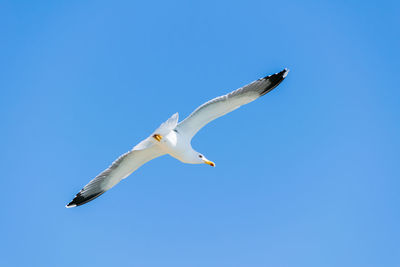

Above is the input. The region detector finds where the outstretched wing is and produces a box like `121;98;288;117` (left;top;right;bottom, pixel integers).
176;68;289;139
66;144;165;208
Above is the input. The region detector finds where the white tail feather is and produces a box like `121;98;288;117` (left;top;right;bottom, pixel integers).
133;113;179;151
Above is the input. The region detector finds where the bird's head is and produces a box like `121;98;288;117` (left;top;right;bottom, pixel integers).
197;153;215;167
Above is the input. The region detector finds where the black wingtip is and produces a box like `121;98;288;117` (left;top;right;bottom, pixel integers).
259;68;289;96
65;191;105;208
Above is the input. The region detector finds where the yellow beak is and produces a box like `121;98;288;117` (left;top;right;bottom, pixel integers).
204;160;215;167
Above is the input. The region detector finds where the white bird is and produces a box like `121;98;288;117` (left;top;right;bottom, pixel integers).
66;69;289;208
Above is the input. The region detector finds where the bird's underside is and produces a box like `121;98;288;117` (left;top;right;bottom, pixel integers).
66;68;289;208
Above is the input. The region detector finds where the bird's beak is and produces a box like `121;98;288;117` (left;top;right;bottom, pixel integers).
204;160;215;167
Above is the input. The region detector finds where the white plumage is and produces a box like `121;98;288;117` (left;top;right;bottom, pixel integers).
66;68;289;208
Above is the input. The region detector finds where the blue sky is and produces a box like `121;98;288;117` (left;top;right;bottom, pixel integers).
1;0;399;266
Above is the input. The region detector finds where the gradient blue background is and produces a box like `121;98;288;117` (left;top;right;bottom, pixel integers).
1;0;399;266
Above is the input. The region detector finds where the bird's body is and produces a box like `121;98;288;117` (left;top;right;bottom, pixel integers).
159;130;195;164
66;68;289;208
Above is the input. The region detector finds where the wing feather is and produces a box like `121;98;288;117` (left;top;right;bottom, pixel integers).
176;68;289;138
66;144;164;208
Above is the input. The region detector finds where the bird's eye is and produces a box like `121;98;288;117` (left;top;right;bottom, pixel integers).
199;155;203;158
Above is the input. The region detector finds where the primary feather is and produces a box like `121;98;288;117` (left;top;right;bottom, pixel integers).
66;145;164;207
176;69;289;138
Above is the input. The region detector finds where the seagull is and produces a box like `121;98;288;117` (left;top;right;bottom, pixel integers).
66;68;289;208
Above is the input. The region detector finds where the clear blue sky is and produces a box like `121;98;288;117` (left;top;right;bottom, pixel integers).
1;0;399;266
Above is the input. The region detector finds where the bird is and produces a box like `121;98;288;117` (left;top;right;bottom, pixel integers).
66;68;289;208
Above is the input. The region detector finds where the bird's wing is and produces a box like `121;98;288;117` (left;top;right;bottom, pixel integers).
66;143;165;208
176;68;289;138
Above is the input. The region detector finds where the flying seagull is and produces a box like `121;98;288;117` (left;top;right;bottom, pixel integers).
66;68;289;208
